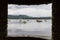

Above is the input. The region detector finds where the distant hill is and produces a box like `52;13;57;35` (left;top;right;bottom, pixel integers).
8;15;19;19
8;15;52;19
8;15;33;19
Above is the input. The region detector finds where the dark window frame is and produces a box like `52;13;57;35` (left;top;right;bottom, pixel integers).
2;0;60;40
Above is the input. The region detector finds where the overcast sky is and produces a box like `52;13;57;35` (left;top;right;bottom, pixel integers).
8;3;52;17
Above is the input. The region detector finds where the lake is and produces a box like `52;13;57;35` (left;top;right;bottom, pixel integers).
7;19;52;39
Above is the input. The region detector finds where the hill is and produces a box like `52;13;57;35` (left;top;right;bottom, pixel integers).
8;15;52;19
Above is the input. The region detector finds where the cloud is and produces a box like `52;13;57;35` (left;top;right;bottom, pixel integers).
8;3;52;17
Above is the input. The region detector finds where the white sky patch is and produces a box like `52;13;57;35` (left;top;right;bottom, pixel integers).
8;3;52;17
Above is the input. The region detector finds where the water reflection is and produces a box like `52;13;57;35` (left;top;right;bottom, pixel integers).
7;19;52;39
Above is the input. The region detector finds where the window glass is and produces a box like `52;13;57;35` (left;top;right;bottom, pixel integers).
8;3;52;39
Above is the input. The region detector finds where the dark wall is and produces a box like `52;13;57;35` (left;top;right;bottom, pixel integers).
0;0;7;40
52;0;60;40
8;0;51;5
7;37;46;40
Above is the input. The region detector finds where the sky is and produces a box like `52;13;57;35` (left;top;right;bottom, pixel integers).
8;3;52;17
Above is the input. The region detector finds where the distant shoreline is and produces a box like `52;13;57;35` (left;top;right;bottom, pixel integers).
8;18;52;19
8;15;52;19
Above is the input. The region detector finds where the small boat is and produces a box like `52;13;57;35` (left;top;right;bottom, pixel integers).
23;21;27;24
36;20;42;22
44;20;47;22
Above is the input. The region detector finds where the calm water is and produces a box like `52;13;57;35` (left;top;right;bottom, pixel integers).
7;19;52;39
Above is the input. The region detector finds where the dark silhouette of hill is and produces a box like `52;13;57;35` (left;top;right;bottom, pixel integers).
8;15;52;19
8;15;33;19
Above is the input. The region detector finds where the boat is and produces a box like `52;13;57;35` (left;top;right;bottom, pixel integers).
36;20;42;22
